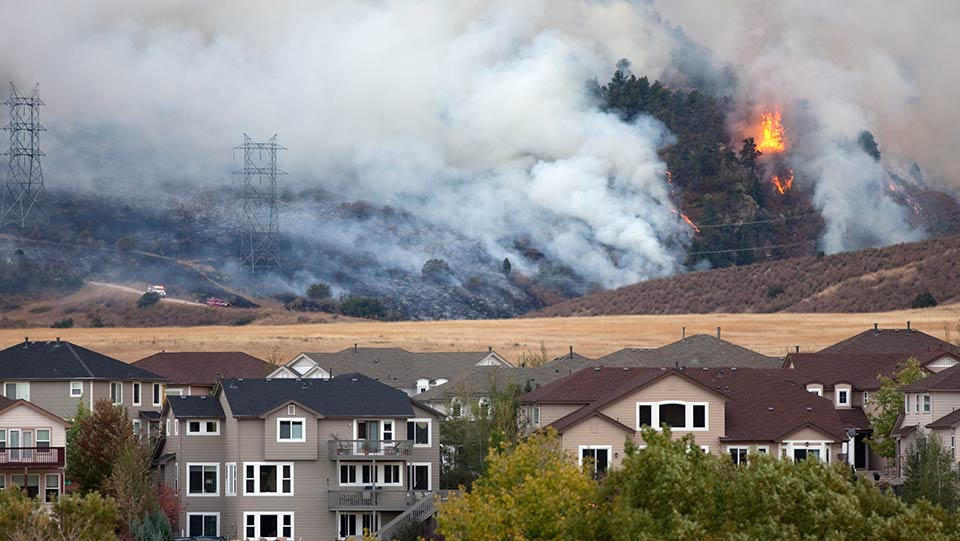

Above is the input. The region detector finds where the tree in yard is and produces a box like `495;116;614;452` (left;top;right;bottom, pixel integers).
517;340;548;367
902;429;960;511
104;440;160;537
306;282;332;300
866;357;925;462
67;400;137;493
130;510;173;541
437;429;600;541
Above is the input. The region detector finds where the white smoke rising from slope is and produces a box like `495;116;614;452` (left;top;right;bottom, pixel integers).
654;0;957;252
0;0;689;287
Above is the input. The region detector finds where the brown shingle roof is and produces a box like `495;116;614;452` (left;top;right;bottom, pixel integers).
781;352;912;390
901;361;960;391
598;334;781;368
0;395;15;410
132;352;271;386
821;327;960;356
927;409;960;429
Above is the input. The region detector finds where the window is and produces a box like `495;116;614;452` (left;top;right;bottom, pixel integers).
132;419;141;435
450;399;462;418
244;463;293;495
69;381;83;398
636;402;708;431
152;383;162;406
278;418;305;442
11;474;40;499
174;463;178;492
905;395;910;413
416;378;429;394
806;384;823;396
729;447;749;465
531;404;540;426
785;441;829;463
477;397;491;417
407;463;431;491
3;382;29;400
187;464;219;496
187;420;220;435
407;419;431;446
0;429;5;449
287;404;296;415
44;474;59;502
132;382;141;406
916;394;921;412
835;385;851;407
339;464;358;485
35;429;50;449
579;446;611;478
382;464;401;485
165;387;183;397
0;474;5;490
110;382;123;404
188;513;219;537
338;513;378;540
383;420;393;441
361;464;377;484
923;394;931;413
225;463;237;496
245;512;293;540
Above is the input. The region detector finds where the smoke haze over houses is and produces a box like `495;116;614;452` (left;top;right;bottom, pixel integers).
0;0;955;298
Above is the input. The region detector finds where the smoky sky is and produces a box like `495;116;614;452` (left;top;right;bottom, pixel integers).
0;0;952;286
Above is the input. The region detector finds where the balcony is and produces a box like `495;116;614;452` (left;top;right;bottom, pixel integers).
0;447;65;469
328;440;414;460
328;489;432;511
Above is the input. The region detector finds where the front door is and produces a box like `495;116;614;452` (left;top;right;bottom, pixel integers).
7;429;19;461
854;433;868;469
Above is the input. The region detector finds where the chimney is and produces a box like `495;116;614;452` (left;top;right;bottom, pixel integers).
23;336;28;346
795;345;800;353
354;343;358;353
907;320;911;331
682;327;686;340
569;345;574;359
716;326;721;339
873;323;879;334
488;346;492;353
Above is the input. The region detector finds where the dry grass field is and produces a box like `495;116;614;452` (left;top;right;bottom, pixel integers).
2;303;958;364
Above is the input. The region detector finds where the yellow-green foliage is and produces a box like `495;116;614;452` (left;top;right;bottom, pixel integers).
0;489;118;541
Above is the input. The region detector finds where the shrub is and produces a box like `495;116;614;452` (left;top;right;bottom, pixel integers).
50;317;74;329
29;305;52;314
306;282;332;300
89;314;106;327
340;297;386;319
116;234;137;253
911;291;937;309
137;292;161;309
422;258;452;278
766;284;785;298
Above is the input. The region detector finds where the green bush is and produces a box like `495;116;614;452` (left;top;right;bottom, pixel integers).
50;317;74;329
137;292;161;309
340;296;386;319
766;284;785;298
911;291;937;309
306;282;332;300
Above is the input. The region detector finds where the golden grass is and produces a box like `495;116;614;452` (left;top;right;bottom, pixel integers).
3;303;959;364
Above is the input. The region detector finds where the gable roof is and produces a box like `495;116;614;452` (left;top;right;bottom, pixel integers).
0;340;164;381
165;395;226;419
277;347;512;389
133;351;271;386
416;358;602;403
901;361;960;392
0;395;13;409
598;334;781;369
927;409;960;429
220;374;415;419
821;327;960;356
781;352;913;390
0;398;70;427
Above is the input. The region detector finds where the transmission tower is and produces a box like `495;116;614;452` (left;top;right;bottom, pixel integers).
1;83;45;229
234;133;285;272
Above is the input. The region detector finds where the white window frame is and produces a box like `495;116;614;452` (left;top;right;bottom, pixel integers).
225;462;237;496
407;418;432;447
174;418;179;436
165;418;170;436
835;385;851;407
186;420;221;436
35;428;50;448
725;445;769;465
916;393;921;413
531;404;540;426
338;512;376;541
338;464;359;486
132;419;141;435
286;404;296;415
165;387;184;397
3;382;29;400
578;445;612;473
416;378;429;394
783;440;831;463
806;384;823;397
110;382;123;405
186;463;219;497
905;394;910;413
132;382;142;406
923;394;931;413
277;418;306;442
863;391;869;405
243;463;294;496
407;463;432;491
381;463;403;486
244;512;294;540
187;512;220;538
69;381;83;398
636;401;710;431
152;383;163;406
174;463;179;492
44;473;60;503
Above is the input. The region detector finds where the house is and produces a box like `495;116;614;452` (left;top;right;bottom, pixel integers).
0;339;166;433
132;351;272;396
820;322;960;361
520;366;853;475
597;332;782;368
0;395;69;501
894;362;960;479
154;374;443;540
268;346;513;396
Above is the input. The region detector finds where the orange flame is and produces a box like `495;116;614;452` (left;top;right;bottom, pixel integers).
679;212;700;233
757;110;786;154
772;171;794;195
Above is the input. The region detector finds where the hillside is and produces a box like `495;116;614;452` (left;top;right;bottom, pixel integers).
530;234;960;317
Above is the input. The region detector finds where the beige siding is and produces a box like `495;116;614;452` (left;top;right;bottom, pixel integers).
264;405;320;461
561;416;632;469
0;404;68;446
540;404;583;426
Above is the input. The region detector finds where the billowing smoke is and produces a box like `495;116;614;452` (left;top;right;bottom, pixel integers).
0;0;692;288
655;0;958;252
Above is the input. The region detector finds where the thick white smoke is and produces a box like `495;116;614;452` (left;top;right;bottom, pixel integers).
0;0;688;287
654;0;957;252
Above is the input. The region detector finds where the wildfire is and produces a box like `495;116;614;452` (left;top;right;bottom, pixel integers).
772;171;794;195
757;110;786;154
679;212;700;233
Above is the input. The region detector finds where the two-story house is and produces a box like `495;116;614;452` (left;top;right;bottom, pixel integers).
155;374;443;541
894;362;960;479
0;339;166;433
268;346;512;397
0;395;69;501
520;366;853;475
132;351;272;396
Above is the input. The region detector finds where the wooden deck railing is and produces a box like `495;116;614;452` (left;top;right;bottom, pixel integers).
0;447;65;468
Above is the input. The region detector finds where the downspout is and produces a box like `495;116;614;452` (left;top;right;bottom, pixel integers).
236;419;241;540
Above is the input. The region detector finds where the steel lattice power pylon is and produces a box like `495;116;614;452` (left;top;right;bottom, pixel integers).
1;83;45;229
234;133;285;272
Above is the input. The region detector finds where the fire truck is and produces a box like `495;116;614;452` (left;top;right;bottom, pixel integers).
205;297;231;307
146;285;167;297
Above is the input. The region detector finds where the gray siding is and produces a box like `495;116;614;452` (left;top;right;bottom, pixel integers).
2;379;163;420
264;406;320;461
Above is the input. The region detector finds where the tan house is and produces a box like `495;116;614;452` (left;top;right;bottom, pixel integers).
894;362;960;480
0;395;69;501
520;366;853;474
155;374;444;540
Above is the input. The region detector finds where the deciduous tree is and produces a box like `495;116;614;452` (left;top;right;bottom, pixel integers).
866;357;925;461
67;400;137;493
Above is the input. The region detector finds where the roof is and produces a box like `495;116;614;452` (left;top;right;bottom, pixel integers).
781;352;913;390
927;409;960;429
0;395;13;409
416;358;601;403
0;398;70;426
821;327;960;356
282;347;511;389
220;374;415;418
133;351;271;386
598;334;781;369
0;340;164;381
166;395;226;419
530;367;848;442
901;361;960;392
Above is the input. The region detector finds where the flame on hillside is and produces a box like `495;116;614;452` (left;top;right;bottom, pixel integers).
671;209;701;233
757;110;786;154
772;170;794;195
